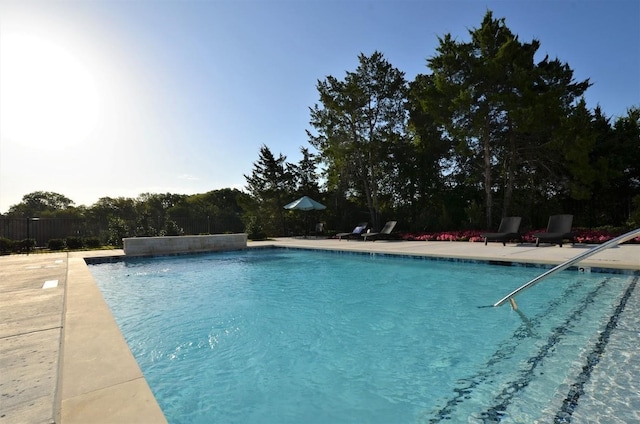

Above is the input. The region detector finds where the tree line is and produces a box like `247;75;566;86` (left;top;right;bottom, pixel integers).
250;11;640;233
3;11;639;243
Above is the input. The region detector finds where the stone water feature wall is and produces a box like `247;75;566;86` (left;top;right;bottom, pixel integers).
123;234;247;256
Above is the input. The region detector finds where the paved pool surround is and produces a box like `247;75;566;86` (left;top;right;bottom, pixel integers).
1;238;639;423
123;233;248;256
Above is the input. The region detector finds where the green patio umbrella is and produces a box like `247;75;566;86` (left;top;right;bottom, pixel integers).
284;196;326;236
283;196;326;211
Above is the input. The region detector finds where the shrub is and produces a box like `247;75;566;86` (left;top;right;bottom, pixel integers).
15;239;36;253
107;217;129;247
85;237;102;248
164;220;184;236
245;215;267;240
628;194;640;227
0;238;13;255
66;237;84;250
47;239;66;251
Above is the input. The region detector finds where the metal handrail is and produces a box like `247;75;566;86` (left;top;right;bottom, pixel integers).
494;228;640;308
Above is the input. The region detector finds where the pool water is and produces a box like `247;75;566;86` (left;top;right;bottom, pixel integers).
89;248;634;423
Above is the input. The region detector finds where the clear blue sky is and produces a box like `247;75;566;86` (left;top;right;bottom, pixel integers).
1;0;638;213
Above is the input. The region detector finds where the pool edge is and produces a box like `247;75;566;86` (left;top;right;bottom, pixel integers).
59;251;168;424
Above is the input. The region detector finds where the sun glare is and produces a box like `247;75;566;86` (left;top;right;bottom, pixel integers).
0;32;102;149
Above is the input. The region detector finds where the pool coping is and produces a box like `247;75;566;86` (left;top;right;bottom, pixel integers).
59;251;168;424
2;239;639;423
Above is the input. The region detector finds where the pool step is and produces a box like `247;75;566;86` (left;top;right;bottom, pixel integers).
430;275;631;422
551;275;638;423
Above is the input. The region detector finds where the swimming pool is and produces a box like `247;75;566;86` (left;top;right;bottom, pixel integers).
89;248;635;423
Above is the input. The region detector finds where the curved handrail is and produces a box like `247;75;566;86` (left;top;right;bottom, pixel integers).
494;228;640;308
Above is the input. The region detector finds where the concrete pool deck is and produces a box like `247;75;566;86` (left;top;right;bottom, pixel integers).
1;239;638;423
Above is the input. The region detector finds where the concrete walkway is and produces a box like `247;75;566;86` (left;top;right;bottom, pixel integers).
0;240;638;423
0;250;165;424
1;253;67;424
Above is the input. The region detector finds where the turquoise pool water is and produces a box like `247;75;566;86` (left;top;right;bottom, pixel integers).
89;248;634;423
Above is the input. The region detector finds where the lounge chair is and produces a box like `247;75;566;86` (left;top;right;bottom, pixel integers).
482;216;522;246
534;214;575;247
362;221;397;241
310;222;325;238
336;222;368;240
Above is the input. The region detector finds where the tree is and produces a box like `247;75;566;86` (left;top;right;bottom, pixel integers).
89;196;137;222
244;144;294;236
171;189;248;233
407;74;458;229
606;107;640;224
292;147;322;198
7;191;75;217
135;193;187;236
422;11;590;227
308;51;408;230
87;196;138;243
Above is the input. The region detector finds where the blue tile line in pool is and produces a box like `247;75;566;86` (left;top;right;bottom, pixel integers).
427;275;638;422
427;275;603;420
552;275;638;423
